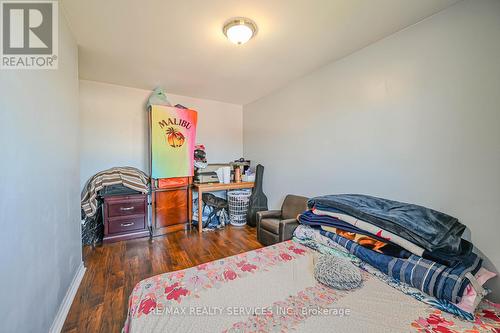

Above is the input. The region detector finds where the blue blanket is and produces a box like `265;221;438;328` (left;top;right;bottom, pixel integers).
318;228;481;303
299;211;412;258
300;209;473;267
308;194;465;254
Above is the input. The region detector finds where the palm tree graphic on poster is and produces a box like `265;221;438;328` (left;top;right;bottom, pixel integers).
166;127;185;148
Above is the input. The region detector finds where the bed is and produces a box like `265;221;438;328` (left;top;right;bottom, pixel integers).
123;240;499;332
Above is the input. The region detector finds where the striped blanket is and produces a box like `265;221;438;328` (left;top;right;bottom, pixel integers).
81;167;149;218
313;227;483;304
292;226;475;320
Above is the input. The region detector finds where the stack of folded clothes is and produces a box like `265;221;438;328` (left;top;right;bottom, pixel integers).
294;194;497;320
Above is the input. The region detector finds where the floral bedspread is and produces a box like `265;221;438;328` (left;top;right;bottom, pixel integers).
123;240;500;333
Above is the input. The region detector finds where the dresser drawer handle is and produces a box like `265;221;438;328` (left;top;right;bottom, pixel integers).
120;206;135;211
120;222;135;227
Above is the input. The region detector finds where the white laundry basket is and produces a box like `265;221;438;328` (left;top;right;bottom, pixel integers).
227;190;252;226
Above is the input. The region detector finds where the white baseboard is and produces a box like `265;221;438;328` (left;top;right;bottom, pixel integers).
49;262;87;333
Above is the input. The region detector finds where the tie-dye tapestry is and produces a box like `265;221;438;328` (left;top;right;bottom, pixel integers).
150;105;198;179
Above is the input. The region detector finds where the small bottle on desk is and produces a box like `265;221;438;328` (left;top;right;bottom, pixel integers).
234;167;241;183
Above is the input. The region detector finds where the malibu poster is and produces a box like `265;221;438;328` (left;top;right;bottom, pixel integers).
150;105;198;179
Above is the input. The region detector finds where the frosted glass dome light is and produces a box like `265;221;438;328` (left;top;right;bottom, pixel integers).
223;18;257;45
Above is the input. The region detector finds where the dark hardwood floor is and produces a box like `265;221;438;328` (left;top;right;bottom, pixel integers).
62;225;262;333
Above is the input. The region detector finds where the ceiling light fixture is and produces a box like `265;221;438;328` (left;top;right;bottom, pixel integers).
223;17;258;45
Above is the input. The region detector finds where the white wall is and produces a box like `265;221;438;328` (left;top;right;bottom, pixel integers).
243;0;500;299
80;80;243;187
0;12;82;332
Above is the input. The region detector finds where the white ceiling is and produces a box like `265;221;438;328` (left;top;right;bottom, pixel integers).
62;0;460;105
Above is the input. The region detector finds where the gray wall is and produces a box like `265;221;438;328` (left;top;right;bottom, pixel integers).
0;11;82;332
244;0;500;299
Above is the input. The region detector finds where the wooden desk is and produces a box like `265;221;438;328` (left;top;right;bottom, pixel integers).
194;181;254;233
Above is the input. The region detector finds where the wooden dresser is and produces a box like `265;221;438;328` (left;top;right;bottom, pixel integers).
151;177;192;236
103;193;149;243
